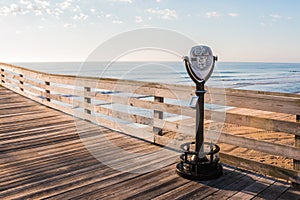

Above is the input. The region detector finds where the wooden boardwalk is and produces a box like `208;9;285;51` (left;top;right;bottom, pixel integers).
0;86;299;199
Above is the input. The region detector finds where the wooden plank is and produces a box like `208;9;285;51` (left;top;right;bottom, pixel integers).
93;105;153;126
204;171;260;199
18;150;175;199
207;90;300;115
176;167;248;200
206;110;300;136
0;119;61;134
0;136;148;190
108;174;189;200
206;131;300;161
0;109;46;118
152;134;185;152
0;127;108;164
52;157;176;200
0;111;62;125
153;118;194;136
230;177;275;199
86;168;179;199
220;152;300;184
277;187;300;200
153;165;237;200
94;92;195;117
222;87;300;99
152;181;210;200
252;181;290;200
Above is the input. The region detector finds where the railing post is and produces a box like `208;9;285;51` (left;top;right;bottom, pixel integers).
84;87;92;116
293;115;300;188
1;68;5;84
45;81;50;102
153;96;164;136
19;74;24;91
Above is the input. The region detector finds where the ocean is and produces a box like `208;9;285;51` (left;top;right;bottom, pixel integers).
13;62;300;94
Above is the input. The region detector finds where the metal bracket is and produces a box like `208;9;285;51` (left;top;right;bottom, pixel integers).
189;96;198;108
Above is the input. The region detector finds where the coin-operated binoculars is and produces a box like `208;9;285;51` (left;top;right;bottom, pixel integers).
176;45;223;180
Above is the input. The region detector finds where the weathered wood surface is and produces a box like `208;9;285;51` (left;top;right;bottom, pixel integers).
1;86;299;199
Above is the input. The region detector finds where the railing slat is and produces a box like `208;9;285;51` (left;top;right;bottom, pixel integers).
207;131;300;161
94;105;153;126
206;92;300;115
205;110;300;136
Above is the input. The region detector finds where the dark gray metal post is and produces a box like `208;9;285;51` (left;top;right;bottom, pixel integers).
195;82;205;154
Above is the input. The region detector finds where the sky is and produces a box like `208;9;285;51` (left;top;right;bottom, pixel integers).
0;0;300;63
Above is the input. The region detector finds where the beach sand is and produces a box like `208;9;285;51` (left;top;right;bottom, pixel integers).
221;108;295;169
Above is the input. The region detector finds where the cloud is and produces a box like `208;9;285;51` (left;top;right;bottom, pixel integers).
103;13;123;24
260;22;266;26
73;13;88;20
0;0;59;17
228;12;239;17
146;8;177;20
269;14;282;22
57;0;72;10
135;16;143;23
0;4;23;16
105;14;112;18
34;0;50;7
270;14;282;19
110;0;133;3
205;11;221;18
19;0;30;5
64;23;76;28
260;13;289;26
45;8;63;17
112;19;123;24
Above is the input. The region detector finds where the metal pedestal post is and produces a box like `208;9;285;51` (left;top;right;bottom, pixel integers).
176;82;222;180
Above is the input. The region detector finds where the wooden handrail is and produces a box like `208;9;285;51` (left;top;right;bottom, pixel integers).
0;62;299;184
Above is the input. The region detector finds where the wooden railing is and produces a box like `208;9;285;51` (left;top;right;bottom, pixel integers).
0;62;299;185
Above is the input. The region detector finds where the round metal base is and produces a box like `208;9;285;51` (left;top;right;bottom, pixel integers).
176;142;223;180
176;162;223;180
